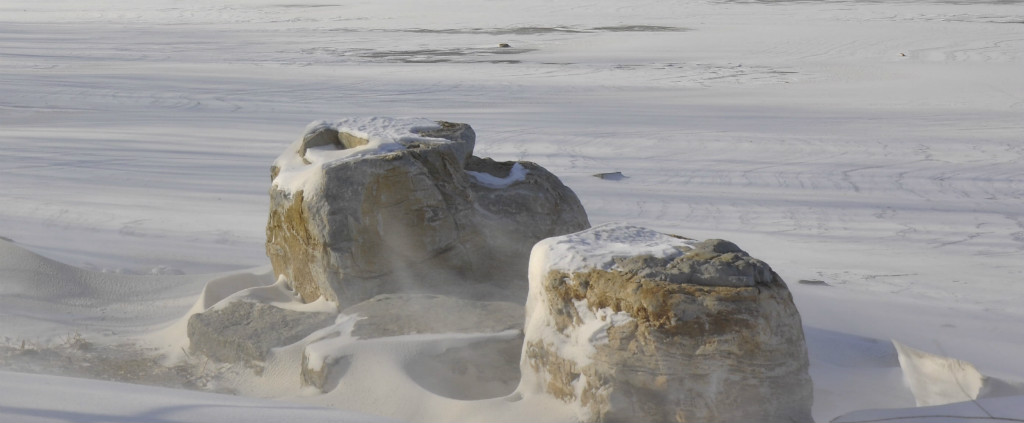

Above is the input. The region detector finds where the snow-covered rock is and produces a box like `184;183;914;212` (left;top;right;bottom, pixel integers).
266;117;589;306
187;300;335;364
300;294;524;398
520;223;813;422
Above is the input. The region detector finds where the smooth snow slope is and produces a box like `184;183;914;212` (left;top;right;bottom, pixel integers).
0;237;245;344
1;0;1022;421
0;370;395;423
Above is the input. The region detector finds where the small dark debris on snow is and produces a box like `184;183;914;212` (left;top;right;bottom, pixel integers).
498;43;512;48
593;171;625;181
798;279;830;286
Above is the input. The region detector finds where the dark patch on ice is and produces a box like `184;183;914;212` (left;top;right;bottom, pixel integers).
305;46;535;64
798;279;830;286
299;49;802;86
592;25;689;32
406;26;587;35
593;171;626;181
608;61;802;85
274;4;342;8
404;25;688;35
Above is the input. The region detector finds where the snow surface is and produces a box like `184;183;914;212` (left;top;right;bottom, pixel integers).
1;0;1023;421
531;222;696;273
0;370;395;423
895;340;989;407
467;162;529;188
894;340;1024;407
833;395;1024;423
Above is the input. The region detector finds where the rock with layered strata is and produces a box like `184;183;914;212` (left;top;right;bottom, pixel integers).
266;117;589;306
520;223;813;423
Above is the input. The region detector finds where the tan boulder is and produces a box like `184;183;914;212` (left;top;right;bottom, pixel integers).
520;223;813;423
266;117;589;306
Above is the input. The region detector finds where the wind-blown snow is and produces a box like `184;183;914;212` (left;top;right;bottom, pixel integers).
893;341;1024;407
467;163;529;189
1;0;1023;421
895;341;988;407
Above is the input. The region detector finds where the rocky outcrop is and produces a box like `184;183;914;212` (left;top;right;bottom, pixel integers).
187;301;335;364
520;223;813;423
266;117;589;307
300;294;524;399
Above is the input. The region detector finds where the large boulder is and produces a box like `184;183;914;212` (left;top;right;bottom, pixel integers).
266;117;589;306
520;223;813;423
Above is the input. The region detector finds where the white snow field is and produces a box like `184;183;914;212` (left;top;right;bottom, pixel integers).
1;0;1023;421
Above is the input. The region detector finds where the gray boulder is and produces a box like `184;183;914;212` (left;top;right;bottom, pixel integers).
187;301;335;364
521;223;813;423
266;117;589;307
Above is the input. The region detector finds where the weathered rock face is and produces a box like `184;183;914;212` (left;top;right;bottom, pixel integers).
300;294;524;399
521;223;813;423
266;117;589;307
187;301;335;364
